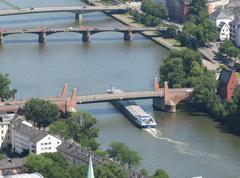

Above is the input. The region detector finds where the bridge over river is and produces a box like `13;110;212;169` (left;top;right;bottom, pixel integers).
0;26;166;43
0;5;128;19
0;79;193;113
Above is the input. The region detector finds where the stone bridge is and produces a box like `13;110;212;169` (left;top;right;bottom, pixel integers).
0;26;166;44
0;79;193;113
0;5;128;19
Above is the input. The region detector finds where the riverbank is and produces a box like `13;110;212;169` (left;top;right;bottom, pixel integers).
89;1;218;70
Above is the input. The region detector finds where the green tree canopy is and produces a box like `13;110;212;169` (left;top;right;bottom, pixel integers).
107;141;142;168
153;169;169;178
49;111;99;151
24;98;60;129
141;0;167;19
25;153;127;178
0;73;17;101
67;111;99;150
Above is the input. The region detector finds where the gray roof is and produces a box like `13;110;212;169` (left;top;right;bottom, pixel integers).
0;158;25;169
218;9;234;19
57;141;103;165
13;122;48;143
218;21;228;28
219;69;234;85
227;0;240;8
57;141;147;178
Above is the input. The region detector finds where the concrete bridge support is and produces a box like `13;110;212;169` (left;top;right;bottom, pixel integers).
38;32;47;43
82;31;90;42
75;13;83;21
0;34;3;45
123;31;133;41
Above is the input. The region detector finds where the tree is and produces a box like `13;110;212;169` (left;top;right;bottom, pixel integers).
107;141;142;168
189;0;208;18
165;25;178;38
95;162;127;178
0;73;17;101
153;169;169;178
141;0;167;19
67;111;99;150
24;98;60;129
49;120;70;140
140;169;148;176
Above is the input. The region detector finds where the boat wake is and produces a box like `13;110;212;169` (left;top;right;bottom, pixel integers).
144;128;186;146
144;128;224;158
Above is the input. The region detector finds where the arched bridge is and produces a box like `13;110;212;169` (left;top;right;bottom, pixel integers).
0;5;128;18
0;79;193;113
0;26;166;44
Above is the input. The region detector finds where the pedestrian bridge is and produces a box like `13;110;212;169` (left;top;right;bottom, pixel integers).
0;26;166;43
0;79;193;113
0;5;128;17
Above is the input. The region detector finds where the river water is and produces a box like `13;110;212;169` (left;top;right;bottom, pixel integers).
0;1;240;178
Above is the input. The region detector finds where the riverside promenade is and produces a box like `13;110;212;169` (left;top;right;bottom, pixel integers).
89;1;219;70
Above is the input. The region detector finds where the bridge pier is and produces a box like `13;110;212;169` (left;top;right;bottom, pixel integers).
82;31;90;42
38;32;47;43
0;34;3;45
75;13;83;21
123;31;133;41
152;79;177;113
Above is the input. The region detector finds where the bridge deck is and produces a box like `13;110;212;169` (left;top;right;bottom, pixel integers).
0;89;193;111
0;6;128;16
0;26;165;35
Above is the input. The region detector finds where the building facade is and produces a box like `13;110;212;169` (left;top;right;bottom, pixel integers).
230;18;240;47
166;0;191;22
217;69;238;101
11;119;62;155
0;113;15;148
218;22;230;40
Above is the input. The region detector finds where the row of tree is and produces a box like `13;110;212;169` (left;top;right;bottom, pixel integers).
141;0;167;19
25;152;169;178
25;152;128;178
130;10;160;27
160;49;240;133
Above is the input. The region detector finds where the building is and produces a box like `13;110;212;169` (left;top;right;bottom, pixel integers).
217;69;238;101
230;17;240;47
210;8;234;27
0;173;44;178
11;119;62;155
208;0;230;14
0;158;25;176
166;0;191;22
218;22;230;40
57;141;103;166
0;112;15;148
57;141;144;178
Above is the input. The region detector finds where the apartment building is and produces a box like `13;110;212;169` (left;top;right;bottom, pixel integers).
11;119;62;155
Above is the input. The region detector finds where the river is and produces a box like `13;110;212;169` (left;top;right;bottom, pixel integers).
0;1;240;178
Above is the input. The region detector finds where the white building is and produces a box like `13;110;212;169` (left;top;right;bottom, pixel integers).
0;112;15;148
218;22;230;40
230;17;240;47
11;119;62;155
